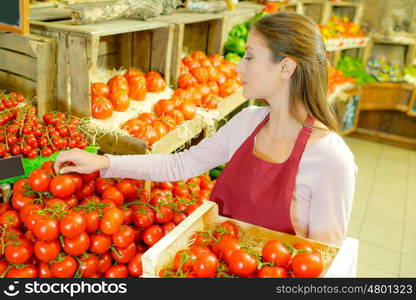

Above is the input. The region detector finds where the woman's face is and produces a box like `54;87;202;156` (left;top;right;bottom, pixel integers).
236;29;285;100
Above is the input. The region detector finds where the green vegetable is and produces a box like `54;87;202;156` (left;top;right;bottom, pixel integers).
229;24;249;41
337;56;376;84
209;168;222;179
244;11;268;29
225;53;242;63
224;37;246;57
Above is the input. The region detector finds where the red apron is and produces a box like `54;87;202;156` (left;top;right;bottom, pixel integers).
210;113;314;234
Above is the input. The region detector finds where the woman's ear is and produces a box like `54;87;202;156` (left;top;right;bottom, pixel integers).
279;57;297;79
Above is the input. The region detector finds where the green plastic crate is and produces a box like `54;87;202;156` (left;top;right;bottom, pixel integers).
0;146;99;184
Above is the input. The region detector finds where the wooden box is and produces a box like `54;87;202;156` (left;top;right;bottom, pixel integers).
0;32;56;118
30;8;174;118
321;1;364;25
280;0;326;25
142;201;359;278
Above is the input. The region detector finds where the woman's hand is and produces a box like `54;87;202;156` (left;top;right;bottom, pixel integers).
54;148;110;175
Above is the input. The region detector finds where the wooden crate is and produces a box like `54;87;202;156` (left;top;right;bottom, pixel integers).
280;0;326;25
321;1;364;25
142;201;359;278
361;33;416;68
330;88;362;136
360;82;416;112
0;32;56;118
30;9;174;118
153;10;226;88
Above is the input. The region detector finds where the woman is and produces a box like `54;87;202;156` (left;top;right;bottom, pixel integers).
55;12;357;247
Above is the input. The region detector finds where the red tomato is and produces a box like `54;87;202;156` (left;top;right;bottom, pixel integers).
178;100;197;120
142;225;164;246
257;266;288;278
63;232;90;256
107;75;129;94
97;251;112;273
128;252;143;277
111;242;136;263
5;238;33;264
193;251;218;278
115;179;138;202
154;99;175;117
100;207;123;235
102;186;125;206
292;242;314;252
291;252;323;278
145;71;166;93
51;255;78;278
6;265;37;278
161;222;176;234
92;96;113;120
59;212;87;238
0;210;22;229
112;225;135;248
110;90;130;112
89;233;111;254
91;82;110;98
155;206;174;224
34;239;61;263
178;74;197;89
127;74;147;101
228;249;258;277
212;236;240;262
38;262;53;278
28;169;50;192
132;206;155;229
50;175;76;199
191;67;209;84
84;210;100;233
33;216;60;242
81;171;99;183
172;212;187;225
262;240;291;267
78;253;99;278
105;264;128;278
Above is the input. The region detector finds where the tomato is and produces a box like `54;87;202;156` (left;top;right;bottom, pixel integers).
33;216;59;242
105;264;128;278
191;67;209;84
160;115;177;132
38;262;53;278
0;202;10;215
102;186;125;206
0;209;22;230
79;211;99;235
202;94;220;109
124;68;143;82
262;240;291;267
161;222;176;234
100;207;123;235
155;206;174;224
50;175;75;199
6;265;37;278
107;74;129;94
44;198;68;211
115;179;138;202
13;178;28;193
292;242;314;252
180;63;189;76
111;242;136;263
199;57;212;68
142;225;164;246
178;74;197;89
92;96;113;120
112;225;135;248
91;82;110;98
193;251;218;278
5;238;33;264
137;112;156;125
127;74;147;101
60;212;87;238
151;120;168;138
135;124;159;146
132;206;155;228
89;233;111;255
215;221;239;239
173;249;195;273
200;178;214;190
178;100;196;120
219;79;239;98
69;174;83;192
257;266;288;278
173;185;189;198
122;118;145;136
191;51;207;61
97;251;112;273
34;239;61;263
212;236;240;261
291;252;323;278
110;90;130;112
63;232;90;256
128;252;143;277
209;54;223;67
51;255;78;278
216;72;227;86
82;171;99;183
154;99;175;117
228;249;258;277
78;253;99;278
145;71;166;93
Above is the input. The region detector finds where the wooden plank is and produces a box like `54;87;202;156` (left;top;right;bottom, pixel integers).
150;116;204;154
56;31;69;112
30;7;71;21
0;32;38;57
87;35;100;71
150;25;173;86
36;38;56;118
97;53;119;69
0;70;37;99
119;32;133;69
98;35;118;56
207;18;225;56
170;23;184;88
407;88;416;117
353;128;416;150
0;49;38;81
68;35;91;117
133;31;151;73
406;44;416;67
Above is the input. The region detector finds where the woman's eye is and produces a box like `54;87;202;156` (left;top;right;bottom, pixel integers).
244;56;252;61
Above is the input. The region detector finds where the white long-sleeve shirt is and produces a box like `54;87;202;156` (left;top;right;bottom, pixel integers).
101;106;357;246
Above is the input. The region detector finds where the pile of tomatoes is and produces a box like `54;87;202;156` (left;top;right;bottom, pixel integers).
0;162;215;278
0;92;88;159
160;221;324;278
328;66;355;95
177;51;242;109
91;70;167;120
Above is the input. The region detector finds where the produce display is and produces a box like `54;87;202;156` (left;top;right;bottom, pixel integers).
0;163;214;278
328;65;355;95
404;64;416;85
159;221;324;278
366;55;403;82
223;11;268;62
336;56;376;84
319;16;365;41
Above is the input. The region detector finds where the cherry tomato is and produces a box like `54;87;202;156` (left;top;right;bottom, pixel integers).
112;225;135;248
291;252;323;278
257;266;288;278
6;265;37;278
63;232;90;256
60;212;87;238
228;249;258;278
262;240;291;267
102;186;124;206
97;251;112;274
28;169;50;193
193;251;218;278
128;252;143;277
51;255;78;278
50;175;75;198
78;253;99;278
4;238;33;264
33;216;60;242
142;225;164;246
105;264;128;278
111;242;136;263
100;207;123;235
89;233;111;254
34;239;61;263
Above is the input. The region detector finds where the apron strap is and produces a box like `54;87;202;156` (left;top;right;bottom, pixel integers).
291;114;315;159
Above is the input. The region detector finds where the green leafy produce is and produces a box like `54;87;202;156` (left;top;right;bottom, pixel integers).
336;56;376;84
224;37;246;57
225;53;242;63
228;24;249;41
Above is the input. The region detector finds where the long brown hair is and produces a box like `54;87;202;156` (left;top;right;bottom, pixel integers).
253;12;339;132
